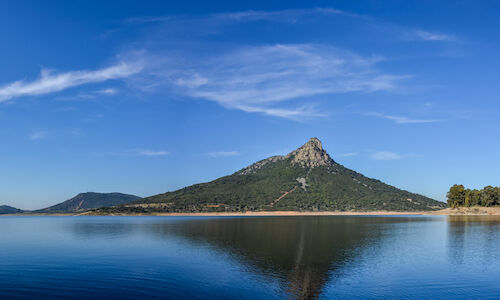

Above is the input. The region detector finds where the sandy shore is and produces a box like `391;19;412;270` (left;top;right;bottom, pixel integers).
428;206;500;216
76;206;500;216
79;210;430;217
6;207;500;217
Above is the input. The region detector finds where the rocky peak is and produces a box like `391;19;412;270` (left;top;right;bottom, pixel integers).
286;137;335;168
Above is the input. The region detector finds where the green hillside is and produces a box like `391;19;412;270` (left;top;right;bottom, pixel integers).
35;192;140;213
95;138;444;214
0;205;23;214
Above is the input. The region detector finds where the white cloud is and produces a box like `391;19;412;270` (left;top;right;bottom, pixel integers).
414;30;455;42
371;151;403;160
208;151;240;157
136;150;169;156
367;112;442;124
107;149;169;156
0;62;141;102
215;7;357;22
337;152;358;158
370;151;421;160
126;8;358;25
68;128;85;137
234;104;325;119
96;88;118;95
29;130;49;140
1;8;435;121
143;44;406;119
125;16;173;24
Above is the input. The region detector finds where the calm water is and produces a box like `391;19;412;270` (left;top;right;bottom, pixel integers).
1;216;500;299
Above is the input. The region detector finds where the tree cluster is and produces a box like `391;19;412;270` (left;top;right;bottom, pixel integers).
447;184;500;208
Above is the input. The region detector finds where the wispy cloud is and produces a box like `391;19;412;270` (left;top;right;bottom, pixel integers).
371;151;421;160
125;8;360;25
366;112;443;124
215;8;361;22
136;150;169;156
143;44;406;119
208;151;240;157
3;7;449;121
116;8;420;119
67;128;85;138
0;62;141;102
125;16;173;24
337;152;358;158
371;151;403;160
414;30;455;42
29;130;50;140
106;149;169;157
95;88;118;95
234;104;326;119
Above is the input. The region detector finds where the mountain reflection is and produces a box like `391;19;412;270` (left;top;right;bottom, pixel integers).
69;216;432;299
142;216;421;299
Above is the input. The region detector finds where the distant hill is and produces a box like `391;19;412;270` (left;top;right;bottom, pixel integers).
36;192;141;213
0;205;23;214
96;138;445;214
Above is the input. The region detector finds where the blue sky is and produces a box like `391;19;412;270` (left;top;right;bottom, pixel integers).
2;1;500;209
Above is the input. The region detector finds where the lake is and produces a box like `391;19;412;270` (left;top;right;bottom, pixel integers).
1;215;500;299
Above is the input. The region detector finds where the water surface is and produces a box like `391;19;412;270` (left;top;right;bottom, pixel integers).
1;215;500;299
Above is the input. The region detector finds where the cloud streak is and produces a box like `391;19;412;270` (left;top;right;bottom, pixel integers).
105;149;170;157
371;151;421;160
208;151;240;157
1;7;453;121
414;30;455;42
214;7;361;22
125;8;360;25
136;150;169;156
29;130;50;140
337;152;358;158
366;112;443;124
0;62;141;102
371;151;403;160
147;44;406;119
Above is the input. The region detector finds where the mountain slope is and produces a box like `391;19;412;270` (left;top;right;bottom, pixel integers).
97;138;445;214
0;205;23;214
36;192;141;213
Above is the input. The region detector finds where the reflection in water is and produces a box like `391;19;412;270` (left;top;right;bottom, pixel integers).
447;216;500;267
123;216;431;299
71;222;137;238
152;217;369;299
9;216;500;299
69;216;436;299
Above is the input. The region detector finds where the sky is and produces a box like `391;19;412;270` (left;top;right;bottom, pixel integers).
2;0;500;209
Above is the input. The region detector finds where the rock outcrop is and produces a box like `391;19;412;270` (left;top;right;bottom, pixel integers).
286;137;335;168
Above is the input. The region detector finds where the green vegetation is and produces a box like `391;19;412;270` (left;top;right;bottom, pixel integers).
447;184;500;208
0;205;23;214
35;192;140;213
95;138;445;214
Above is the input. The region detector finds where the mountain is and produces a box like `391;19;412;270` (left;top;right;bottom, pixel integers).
0;205;23;214
35;192;141;213
96;138;445;214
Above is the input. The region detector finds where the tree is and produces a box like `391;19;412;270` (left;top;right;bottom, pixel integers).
470;189;481;206
447;184;466;208
481;186;499;207
464;189;472;207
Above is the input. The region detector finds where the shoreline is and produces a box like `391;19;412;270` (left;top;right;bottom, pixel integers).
3;211;427;217
85;211;431;217
5;207;500;217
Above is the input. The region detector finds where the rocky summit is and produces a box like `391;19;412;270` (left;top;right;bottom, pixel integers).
238;138;333;175
95;137;446;214
286;137;335;168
